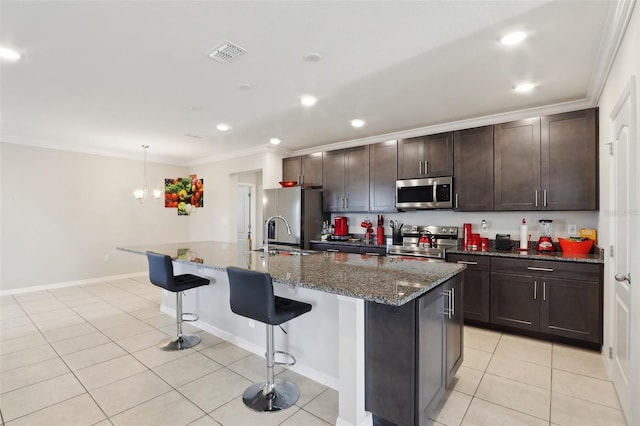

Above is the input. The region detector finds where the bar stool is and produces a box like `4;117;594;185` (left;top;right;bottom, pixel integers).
226;266;312;412
146;251;209;351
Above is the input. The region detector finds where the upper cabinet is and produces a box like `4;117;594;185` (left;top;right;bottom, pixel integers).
282;153;323;187
495;108;598;211
323;146;370;212
453;126;494;211
397;132;453;179
369;140;398;212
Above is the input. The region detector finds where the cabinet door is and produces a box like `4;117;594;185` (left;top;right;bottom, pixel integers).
397;137;426;179
344;145;370;212
282;156;301;183
454;126;494;211
369;140;398;212
462;269;490;323
541;108;598;210
540;277;601;343
322;150;345;212
490;272;540;331
494;118;541;210
424;132;453;177
301;153;323;187
445;274;464;387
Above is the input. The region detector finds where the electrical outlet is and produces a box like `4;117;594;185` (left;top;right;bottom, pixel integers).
103;254;110;262
248;319;255;328
568;224;577;235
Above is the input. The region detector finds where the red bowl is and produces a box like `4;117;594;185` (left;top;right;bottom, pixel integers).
558;238;594;254
279;181;297;187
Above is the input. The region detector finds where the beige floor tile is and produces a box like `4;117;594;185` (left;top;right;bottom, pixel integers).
41;321;97;343
132;344;195;369
1;295;17;305
280;409;332;426
72;302;120;317
13;291;54;303
461;397;548;426
90;313;140;331
90;370;172;416
101;320;155;340
1;315;34;331
63;295;105;307
429;390;472;426
152;351;223;387
552;369;621;409
193;331;226;350
108;295;157;312
475;373;550;421
19;298;68;314
0;332;48;355
187;414;222;426
111;390;205;426
552;344;607;379
1;343;58;372
74;354;147;390
62;342;128;371
5;393;106;426
160;321;200;336
0;322;40;341
49;330;111;356
130;306;164;320
227;353;285;383
461;347;492;372
113;329;172;353
464;328;500;353
0;373;85;422
200;341;252;366
486;354;551;389
551;391;627;426
277;368;329;407
303;388;338;425
142;313;178;328
449;366;484;396
0;357;70;393
0;304;26;320
493;334;552;367
35;314;88;332
178;368;252;413
210;397;299;426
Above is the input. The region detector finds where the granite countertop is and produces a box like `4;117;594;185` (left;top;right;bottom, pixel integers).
309;238;387;249
117;241;465;306
447;246;604;264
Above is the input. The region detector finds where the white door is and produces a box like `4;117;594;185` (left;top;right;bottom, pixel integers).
609;76;636;421
236;185;252;248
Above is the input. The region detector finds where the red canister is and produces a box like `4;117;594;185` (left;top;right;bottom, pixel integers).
376;227;385;245
334;217;349;236
463;223;472;248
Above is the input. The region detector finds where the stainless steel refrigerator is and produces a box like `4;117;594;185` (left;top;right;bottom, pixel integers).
263;187;324;250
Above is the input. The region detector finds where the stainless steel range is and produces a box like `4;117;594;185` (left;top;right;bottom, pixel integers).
387;225;459;260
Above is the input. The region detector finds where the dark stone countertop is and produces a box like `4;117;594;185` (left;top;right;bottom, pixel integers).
446;245;604;264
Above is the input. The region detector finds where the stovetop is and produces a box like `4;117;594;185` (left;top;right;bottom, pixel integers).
388;224;459;259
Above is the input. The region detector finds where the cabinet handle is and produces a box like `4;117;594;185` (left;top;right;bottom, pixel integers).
425;161;429;175
419;161;423;175
543;190;548;207
543;281;546;301
326;249;339;253
534;280;537;300
455;193;459;209
457;261;478;265
345;197;348;209
527;266;554;272
300;174;304;185
444;289;453;319
451;287;455;316
535;190;539;207
364;252;381;256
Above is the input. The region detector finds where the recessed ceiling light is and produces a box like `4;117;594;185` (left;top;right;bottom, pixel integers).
0;47;21;61
236;82;252;91
351;119;366;128
303;52;322;62
500;31;527;46
300;95;317;107
270;138;282;145
513;82;536;93
216;123;231;132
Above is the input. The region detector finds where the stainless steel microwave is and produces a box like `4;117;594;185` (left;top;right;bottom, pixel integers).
396;176;453;210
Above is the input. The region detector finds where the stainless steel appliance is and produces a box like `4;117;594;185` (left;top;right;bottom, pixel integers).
263;187;324;250
387;225;459;260
396;176;453;210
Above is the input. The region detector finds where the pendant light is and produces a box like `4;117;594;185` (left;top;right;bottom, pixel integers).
134;145;162;203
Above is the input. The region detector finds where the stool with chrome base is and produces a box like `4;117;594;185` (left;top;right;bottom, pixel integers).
146;251;209;351
226;266;312;412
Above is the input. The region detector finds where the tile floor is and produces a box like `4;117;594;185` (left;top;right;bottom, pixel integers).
0;277;628;426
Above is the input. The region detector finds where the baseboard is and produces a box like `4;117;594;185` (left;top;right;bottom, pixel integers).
160;305;340;390
0;272;148;296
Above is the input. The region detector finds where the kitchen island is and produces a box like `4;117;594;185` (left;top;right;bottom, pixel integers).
117;241;465;426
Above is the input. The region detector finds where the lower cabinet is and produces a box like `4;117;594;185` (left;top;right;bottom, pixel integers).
448;254;490;322
365;273;463;426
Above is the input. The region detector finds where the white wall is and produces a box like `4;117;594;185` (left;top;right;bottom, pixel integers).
0;143;190;291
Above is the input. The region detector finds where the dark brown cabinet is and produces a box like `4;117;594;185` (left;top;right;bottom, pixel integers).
494;108;598;211
490;257;602;344
444;276;463;386
323;146;370;212
453;126;494;211
282;153;323;187
369;140;397;212
398;132;453;179
448;254;490;322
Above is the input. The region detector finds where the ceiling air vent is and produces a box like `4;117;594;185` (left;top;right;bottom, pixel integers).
208;41;246;63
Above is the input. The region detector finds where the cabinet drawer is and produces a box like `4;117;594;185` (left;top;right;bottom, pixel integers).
491;257;600;281
448;254;490;271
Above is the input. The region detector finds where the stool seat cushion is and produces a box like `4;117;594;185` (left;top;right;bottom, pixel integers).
227;267;311;326
146;251;209;292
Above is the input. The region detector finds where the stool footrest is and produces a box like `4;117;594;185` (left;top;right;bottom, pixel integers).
181;312;199;322
273;350;296;367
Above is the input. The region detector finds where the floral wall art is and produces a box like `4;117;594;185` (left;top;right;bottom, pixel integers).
164;174;204;215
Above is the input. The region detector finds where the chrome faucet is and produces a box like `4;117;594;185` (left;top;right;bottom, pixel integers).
264;215;292;257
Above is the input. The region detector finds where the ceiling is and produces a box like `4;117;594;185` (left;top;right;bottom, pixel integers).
0;1;627;165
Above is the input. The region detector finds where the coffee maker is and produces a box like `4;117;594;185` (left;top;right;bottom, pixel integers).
536;219;555;252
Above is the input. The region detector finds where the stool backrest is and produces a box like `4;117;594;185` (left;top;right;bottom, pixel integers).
226;266;276;324
146;251;174;290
